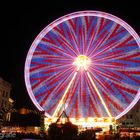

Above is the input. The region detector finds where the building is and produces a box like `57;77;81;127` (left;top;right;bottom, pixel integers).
0;77;12;126
0;77;12;110
118;100;140;128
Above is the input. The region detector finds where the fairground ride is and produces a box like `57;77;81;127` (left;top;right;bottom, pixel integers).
24;11;140;132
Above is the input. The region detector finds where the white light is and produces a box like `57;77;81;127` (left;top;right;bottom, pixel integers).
73;55;91;70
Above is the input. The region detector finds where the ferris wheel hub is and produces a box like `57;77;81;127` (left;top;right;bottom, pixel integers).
73;55;90;70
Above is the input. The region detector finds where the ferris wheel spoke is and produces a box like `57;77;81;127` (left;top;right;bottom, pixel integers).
90;65;138;96
84;17;96;55
92;62;137;82
39;68;77;111
102;90;124;115
89;64;135;108
97;48;140;64
65;73;82;117
88;69;134;116
52;24;80;55
40;70;75;109
85;17;101;55
92;62;140;91
67;19;81;53
92;63;124;71
86;70;112;117
51;31;78;55
52;67;80;117
116;87;131;104
62;21;81;54
30;58;74;76
81;16;88;55
90;72;126;111
87;71;113;115
88;31;109;57
32;54;73;61
88;21;117;57
117;68;140;75
32;65;74;93
90;66;122;84
109;78;138;96
119;70;140;85
85;73;103;116
40;39;76;58
91;23;124;56
90;32;132;60
87;19;114;56
115;49;140;61
76;16;91;55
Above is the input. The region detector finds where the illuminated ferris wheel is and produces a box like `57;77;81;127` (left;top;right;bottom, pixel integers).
25;11;140;120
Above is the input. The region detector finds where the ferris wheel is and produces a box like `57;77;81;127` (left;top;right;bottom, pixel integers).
24;11;140;120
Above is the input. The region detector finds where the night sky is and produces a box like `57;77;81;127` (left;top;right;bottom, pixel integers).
1;1;140;110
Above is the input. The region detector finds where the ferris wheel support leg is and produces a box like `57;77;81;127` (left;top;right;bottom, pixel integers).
52;67;80;118
86;70;112;118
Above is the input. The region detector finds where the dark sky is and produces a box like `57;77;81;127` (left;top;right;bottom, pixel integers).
1;0;140;110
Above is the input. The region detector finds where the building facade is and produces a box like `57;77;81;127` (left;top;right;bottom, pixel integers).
0;77;11;110
0;77;13;126
118;100;140;128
